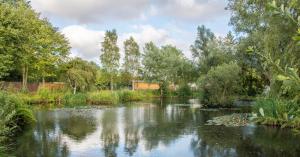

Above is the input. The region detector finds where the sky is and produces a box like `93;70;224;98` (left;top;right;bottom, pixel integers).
30;0;232;63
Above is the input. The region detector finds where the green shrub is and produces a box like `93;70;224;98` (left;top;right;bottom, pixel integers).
253;98;300;129
62;93;87;106
0;91;35;153
88;91;119;105
198;62;242;107
177;84;192;98
118;90;147;102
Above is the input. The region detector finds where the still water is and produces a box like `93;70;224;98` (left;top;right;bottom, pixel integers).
11;100;300;157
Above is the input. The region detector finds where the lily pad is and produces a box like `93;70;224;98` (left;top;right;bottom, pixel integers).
206;113;251;127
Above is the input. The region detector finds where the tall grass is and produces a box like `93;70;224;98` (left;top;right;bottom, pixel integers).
62;92;88;107
88;91;119;105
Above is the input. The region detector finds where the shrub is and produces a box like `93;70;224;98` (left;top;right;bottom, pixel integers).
253;98;300;129
118;90;147;102
198;62;242;107
0;91;35;153
177;84;192;98
88;91;119;105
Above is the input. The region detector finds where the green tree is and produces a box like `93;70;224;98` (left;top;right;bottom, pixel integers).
63;58;98;94
100;29;120;90
142;42;189;96
190;25;215;60
123;36;141;78
227;0;300;92
0;2;69;89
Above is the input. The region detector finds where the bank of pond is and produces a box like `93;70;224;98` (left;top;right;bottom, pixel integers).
0;90;300;156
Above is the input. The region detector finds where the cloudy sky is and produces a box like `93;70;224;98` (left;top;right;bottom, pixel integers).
30;0;232;63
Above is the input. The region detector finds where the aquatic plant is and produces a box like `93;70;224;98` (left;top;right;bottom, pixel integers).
206;113;251;127
253;98;300;131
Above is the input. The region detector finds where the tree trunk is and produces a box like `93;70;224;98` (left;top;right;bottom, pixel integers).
73;84;77;94
22;65;28;91
42;77;45;87
110;76;113;90
160;85;163;98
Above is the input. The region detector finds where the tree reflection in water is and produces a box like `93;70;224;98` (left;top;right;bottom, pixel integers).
59;112;97;141
13;111;70;157
123;106;142;156
10;100;300;157
100;109;119;157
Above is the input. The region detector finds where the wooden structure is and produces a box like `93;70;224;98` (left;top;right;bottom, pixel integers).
132;80;160;90
0;82;65;92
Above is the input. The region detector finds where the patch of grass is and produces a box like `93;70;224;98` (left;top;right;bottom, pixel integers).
118;90;152;102
88;91;119;105
62;92;87;107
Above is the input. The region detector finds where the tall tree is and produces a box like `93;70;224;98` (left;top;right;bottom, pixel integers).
142;42;189;96
0;2;69;89
227;0;300;96
100;29;120;90
190;25;215;61
123;37;140;78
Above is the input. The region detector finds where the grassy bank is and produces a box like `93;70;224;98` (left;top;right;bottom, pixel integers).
0;91;35;155
16;88;157;106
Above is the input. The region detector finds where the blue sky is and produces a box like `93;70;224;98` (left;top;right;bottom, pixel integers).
30;0;232;62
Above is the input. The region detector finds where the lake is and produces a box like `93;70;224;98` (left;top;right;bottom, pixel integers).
11;99;300;157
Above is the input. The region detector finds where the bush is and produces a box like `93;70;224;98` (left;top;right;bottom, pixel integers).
198;62;242;107
177;84;192;98
88;91;119;105
253;98;300;129
0;91;35;153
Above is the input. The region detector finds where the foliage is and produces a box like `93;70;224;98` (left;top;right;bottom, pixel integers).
100;29;120;90
0;91;35;154
62;92;87;107
0;2;69;88
176;84;192;98
88;91;119;105
63;58;98;94
123;37;141;78
118;90;152;102
190;25;215;60
199;62;242;107
253;98;300;130
142;43;195;96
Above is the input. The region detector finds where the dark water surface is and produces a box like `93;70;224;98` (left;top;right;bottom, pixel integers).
11;100;300;157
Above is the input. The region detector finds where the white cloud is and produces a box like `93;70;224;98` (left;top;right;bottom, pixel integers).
61;25;104;62
121;25;176;47
61;24;192;64
31;0;149;23
31;0;228;23
156;0;229;21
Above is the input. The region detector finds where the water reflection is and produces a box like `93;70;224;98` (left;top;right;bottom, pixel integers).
11;100;300;157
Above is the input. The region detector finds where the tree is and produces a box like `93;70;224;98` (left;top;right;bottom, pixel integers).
123;37;140;78
0;2;69;89
142;42;189;96
190;25;215;61
227;0;300;96
100;29;120;90
63;58;98;94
